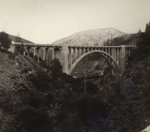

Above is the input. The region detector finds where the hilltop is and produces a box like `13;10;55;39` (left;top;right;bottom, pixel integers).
0;32;34;44
52;28;131;46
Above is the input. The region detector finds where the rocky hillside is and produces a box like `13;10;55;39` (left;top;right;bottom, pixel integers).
52;28;129;46
0;50;42;91
71;53;109;77
0;49;87;132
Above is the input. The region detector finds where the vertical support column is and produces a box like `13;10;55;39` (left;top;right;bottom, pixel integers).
74;48;78;61
51;48;55;60
108;48;110;55
116;48;120;66
70;48;73;66
37;48;40;61
102;47;105;52
77;48;79;59
83;47;86;54
62;45;69;74
68;48;71;68
115;48;117;61
110;48;112;56
24;47;29;56
42;47;46;61
120;45;126;73
45;48;48;63
87;47;89;52
112;48;115;60
27;47;30;56
79;48;82;58
33;47;36;56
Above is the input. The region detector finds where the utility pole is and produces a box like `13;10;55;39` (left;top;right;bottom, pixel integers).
80;73;103;95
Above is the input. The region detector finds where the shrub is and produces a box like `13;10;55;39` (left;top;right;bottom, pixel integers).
8;53;16;60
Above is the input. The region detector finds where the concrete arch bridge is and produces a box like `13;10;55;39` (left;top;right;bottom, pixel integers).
9;43;135;75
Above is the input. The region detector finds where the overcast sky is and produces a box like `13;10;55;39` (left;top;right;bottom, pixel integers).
0;0;150;44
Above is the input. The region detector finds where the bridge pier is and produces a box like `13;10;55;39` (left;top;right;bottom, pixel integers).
61;45;69;73
75;48;78;61
50;48;55;61
32;47;36;56
120;45;126;73
112;48;116;61
79;48;82;58
116;48;120;66
41;47;46;60
83;47;86;54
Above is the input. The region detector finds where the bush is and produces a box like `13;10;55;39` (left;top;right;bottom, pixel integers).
16;107;51;132
8;53;16;60
50;59;62;77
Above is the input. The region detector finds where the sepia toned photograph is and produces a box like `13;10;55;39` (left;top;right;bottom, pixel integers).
0;0;150;132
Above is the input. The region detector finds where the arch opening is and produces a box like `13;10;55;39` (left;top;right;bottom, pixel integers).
68;50;120;76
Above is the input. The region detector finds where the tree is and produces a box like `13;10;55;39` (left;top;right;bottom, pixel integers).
50;58;62;77
145;23;150;35
0;32;11;50
138;29;142;34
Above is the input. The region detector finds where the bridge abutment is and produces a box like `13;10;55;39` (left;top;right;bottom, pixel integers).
8;45;15;53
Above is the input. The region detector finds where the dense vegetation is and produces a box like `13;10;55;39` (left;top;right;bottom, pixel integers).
0;32;11;50
1;22;150;132
103;33;136;46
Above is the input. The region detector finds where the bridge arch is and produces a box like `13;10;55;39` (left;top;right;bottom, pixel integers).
68;50;120;74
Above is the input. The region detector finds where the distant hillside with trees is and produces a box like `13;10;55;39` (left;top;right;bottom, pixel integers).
0;32;11;50
52;28;128;46
7;33;34;44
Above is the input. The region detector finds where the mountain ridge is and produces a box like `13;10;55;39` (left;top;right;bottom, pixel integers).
52;28;129;46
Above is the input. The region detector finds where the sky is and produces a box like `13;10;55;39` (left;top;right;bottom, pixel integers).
0;0;150;44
